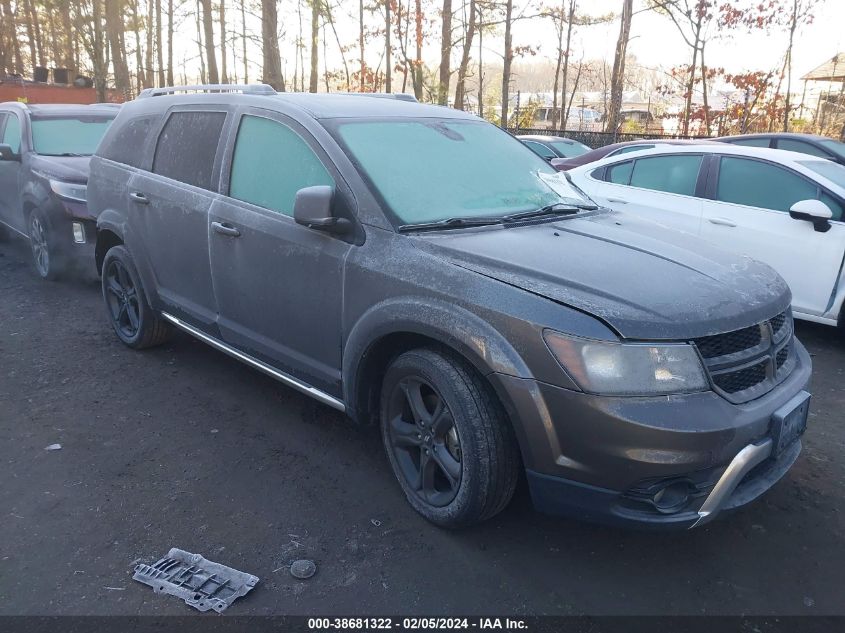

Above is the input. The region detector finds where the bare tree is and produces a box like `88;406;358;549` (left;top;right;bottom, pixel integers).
261;0;285;90
453;0;477;110
500;0;513;127
605;0;633;134
199;0;219;83
438;0;453;104
105;0;131;93
385;0;392;92
220;0;228;83
310;0;320;92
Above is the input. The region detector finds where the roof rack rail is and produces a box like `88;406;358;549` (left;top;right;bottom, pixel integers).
332;92;418;103
137;84;277;98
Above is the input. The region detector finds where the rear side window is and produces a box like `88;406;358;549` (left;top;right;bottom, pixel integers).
99;114;159;167
153;111;227;190
228;115;333;216
607;160;634;184
628;155;702;195
716;157;816;212
776;139;830;158
2;113;21;153
727;137;771;148
609;144;655;156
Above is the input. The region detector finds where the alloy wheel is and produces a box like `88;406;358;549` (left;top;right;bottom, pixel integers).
104;260;141;339
30;216;50;277
386;376;463;507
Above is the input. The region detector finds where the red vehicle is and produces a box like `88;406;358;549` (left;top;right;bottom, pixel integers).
550;139;715;171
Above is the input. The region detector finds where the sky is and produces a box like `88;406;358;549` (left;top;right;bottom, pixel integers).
171;0;845;92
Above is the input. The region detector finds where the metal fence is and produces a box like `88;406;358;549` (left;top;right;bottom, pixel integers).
510;127;711;149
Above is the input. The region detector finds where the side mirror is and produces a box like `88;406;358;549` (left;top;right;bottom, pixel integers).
789;199;833;233
0;144;20;162
293;185;351;235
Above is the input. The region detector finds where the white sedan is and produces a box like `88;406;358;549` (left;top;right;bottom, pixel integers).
567;144;845;327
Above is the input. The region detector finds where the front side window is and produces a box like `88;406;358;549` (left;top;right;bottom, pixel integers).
99;114;159;168
628;155;703;196
228;115;333;216
2;113;21;153
335;119;592;225
31;116;114;156
152;111;227;190
547;139;590;158
716;157;816;212
523;141;556;160
776;138;830;158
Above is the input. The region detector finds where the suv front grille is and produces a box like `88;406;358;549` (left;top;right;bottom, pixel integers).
693;310;795;403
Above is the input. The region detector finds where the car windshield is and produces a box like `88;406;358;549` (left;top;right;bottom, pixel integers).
818;139;845;161
334;119;593;225
31;115;115;156
799;160;845;189
548;139;590;157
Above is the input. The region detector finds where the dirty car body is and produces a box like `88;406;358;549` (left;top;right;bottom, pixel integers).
89;86;811;530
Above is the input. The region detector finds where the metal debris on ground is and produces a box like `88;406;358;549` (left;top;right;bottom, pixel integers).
132;548;259;613
44;444;62;451
290;559;317;579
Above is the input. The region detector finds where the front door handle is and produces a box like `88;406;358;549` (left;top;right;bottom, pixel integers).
128;191;149;205
708;217;737;227
607;197;629;204
211;221;241;237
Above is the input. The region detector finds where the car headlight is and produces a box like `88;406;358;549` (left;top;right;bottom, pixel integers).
543;330;709;396
49;179;87;203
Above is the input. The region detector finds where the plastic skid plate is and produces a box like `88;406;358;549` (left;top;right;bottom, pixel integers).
132;548;259;613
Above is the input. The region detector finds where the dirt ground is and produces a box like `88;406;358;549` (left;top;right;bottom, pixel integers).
1;238;843;616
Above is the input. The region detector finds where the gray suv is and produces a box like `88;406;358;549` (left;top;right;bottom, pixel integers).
0;102;118;279
88;85;812;529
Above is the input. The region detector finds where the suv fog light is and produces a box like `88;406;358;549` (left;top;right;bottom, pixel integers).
72;222;86;244
652;482;692;514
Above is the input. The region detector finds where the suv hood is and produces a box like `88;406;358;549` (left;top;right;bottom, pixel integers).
31;155;92;184
414;210;790;340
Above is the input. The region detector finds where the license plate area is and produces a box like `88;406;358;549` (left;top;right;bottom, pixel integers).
771;391;810;456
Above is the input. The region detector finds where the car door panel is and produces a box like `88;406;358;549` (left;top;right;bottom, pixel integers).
0;112;24;233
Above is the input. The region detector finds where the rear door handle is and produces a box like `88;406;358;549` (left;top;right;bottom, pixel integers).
708;217;737;227
607;197;629;204
128;191;149;205
211;221;241;237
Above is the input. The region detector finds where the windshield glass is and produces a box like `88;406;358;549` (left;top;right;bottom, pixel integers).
819;139;845;161
549;139;590;157
335;119;592;225
800;159;845;189
31;116;114;156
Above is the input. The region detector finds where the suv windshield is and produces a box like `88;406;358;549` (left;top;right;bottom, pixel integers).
31;115;115;156
335;119;593;226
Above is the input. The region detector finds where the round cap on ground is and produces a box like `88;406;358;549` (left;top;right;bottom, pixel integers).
290;559;316;579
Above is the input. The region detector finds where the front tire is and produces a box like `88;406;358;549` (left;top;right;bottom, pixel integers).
380;348;520;528
29;208;65;280
101;245;172;349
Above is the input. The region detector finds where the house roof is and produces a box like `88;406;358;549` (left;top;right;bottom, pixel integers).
802;53;845;82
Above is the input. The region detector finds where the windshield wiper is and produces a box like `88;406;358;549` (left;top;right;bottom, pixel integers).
41;152;88;157
501;201;597;223
398;216;504;232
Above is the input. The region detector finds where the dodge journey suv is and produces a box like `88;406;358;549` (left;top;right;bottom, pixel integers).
89;85;812;529
0;102;118;279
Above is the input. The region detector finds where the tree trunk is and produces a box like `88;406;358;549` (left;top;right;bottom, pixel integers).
166;0;174;85
605;0;632;136
413;0;423;99
261;0;285;90
145;0;155;87
25;0;44;67
385;0;392;92
59;0;74;69
23;0;37;73
500;0;513;128
700;44;710;134
783;0;798;132
92;0;107;100
310;0;319;92
453;0;476;111
359;0;366;90
437;0;452;105
325;2;351;90
240;0;248;83
682;19;702;136
105;0;131;94
560;0;575;127
195;1;206;83
220;0;228;83
130;0;145;91
200;0;219;83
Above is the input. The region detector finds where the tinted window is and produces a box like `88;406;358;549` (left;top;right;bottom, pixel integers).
31;116;113;156
628;155;702;195
799;160;845;189
607;160;634;185
819;139;845;161
610;144;655;156
523;141;556;159
153;111;227;190
820;192;844;222
100;114;160;168
716;157;816;212
776;138;830;158
548;139;590;157
2;113;21;153
726;137;771;148
228;115;333;216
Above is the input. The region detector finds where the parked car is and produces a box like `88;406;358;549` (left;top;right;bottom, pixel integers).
550;138;715;171
0;102;119;279
516;134;591;161
568;144;845;327
718;132;845;166
89;84;811;530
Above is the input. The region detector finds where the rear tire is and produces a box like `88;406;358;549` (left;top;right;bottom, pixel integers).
380;347;520;528
101;245;172;349
29;208;65;280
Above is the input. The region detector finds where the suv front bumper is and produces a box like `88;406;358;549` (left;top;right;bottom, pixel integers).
494;339;812;529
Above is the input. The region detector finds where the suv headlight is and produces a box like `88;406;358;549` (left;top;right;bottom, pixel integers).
50;179;87;203
543;330;709;396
